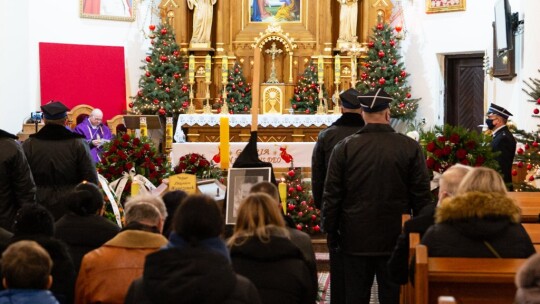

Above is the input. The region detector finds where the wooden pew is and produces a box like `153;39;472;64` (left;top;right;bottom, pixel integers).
523;223;540;252
400;232;420;304
414;244;526;304
508;192;540;223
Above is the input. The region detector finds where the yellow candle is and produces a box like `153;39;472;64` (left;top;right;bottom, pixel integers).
219;116;230;169
188;55;195;83
335;55;341;83
318;56;324;83
139;117;147;138
222;56;228;84
165;117;173;150
205;54;211;83
278;180;287;213
131;182;140;197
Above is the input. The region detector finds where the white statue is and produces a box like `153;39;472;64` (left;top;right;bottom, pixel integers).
187;0;217;45
337;0;358;43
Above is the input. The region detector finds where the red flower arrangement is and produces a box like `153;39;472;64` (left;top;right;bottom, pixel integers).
420;124;499;174
97;133;170;202
174;153;222;180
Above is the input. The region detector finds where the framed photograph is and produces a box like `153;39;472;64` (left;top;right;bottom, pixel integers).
250;0;301;23
80;0;136;22
425;0;466;14
225;168;272;225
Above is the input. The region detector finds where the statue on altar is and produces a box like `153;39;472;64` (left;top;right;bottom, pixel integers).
187;0;217;46
337;0;358;45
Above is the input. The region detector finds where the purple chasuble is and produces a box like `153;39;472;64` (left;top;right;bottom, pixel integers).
73;118;113;163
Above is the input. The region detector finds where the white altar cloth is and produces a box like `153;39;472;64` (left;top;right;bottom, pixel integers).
171;142;316;168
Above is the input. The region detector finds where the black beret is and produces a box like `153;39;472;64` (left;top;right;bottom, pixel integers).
41;101;69;120
358;89;393;113
487;103;513;120
339;88;361;109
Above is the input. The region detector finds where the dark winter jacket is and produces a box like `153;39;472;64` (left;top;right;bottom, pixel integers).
22;125;97;220
311;113;365;209
125;244;261;304
54;213;120;273
322;123;431;255
0;130;36;231
230;235;317;304
0;289;59;304
515;253;540;304
421;192;535;258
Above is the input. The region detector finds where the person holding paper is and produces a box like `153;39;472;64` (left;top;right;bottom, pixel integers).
73;108;113;163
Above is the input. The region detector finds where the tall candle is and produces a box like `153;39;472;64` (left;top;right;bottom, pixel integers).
139;117;147;138
222;56;228;84
219;116;230;169
165;117;173;150
188;55;195;83
205;54;211;83
335;55;341;83
131;181;140;197
318;56;324;83
278;180;287;213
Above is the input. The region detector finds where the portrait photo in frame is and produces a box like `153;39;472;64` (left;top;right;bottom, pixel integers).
425;0;466;14
80;0;136;22
225;167;272;225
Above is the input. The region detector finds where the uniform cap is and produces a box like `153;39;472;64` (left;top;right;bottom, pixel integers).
40;101;69;120
487;103;513;120
339;88;362;109
357;88;393;113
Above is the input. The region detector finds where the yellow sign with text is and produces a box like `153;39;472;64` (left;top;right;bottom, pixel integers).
168;173;197;194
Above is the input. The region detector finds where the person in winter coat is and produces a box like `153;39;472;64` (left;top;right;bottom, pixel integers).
0;240;59;304
54;182;120;273
125;194;261;304
421;167;535;259
0;129;36;232
515;253;540;304
22;101;97;220
228;193;317;304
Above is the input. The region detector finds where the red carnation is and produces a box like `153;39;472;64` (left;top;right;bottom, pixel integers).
475;155;485;166
133;138;141;146
460;159;470;165
121;142;128;148
125;163;133;170
449;134;460;144
426;157;435;169
456;148;467;159
433;149;444;158
442;146;452;156
433;162;442;172
426;142;436;152
465;140;476;150
122;134;131;142
143;144;151;151
437;136;446;143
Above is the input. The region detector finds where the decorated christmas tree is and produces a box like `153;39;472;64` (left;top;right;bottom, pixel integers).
283;167;321;234
356;21;418;121
131;23;189;116
219;62;252;114
513;69;540;191
290;62;327;114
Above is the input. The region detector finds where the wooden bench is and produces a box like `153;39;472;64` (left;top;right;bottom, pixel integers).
508;192;540;223
523;223;540;252
400;232;420;304
414;244;526;304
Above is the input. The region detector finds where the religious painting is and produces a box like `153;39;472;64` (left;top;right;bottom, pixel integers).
225;168;272;225
80;0;136;22
250;0;301;22
425;0;466;14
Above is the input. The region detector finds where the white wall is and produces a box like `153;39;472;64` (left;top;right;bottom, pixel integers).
1;0;539;134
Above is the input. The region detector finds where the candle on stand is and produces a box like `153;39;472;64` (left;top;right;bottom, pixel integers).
219;116;230;169
205;54;211;83
334;55;341;83
139;117;147;138
318;56;324;83
165;117;173;151
278;180;287;213
222;56;228;84
189;55;195;83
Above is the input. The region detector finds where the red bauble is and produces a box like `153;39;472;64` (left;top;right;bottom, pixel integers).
381;66;386;71
181;85;188;92
533;141;539;147
311;214;317;221
296;97;300;102
244;106;248;111
182;101;189;108
297;212;303;217
216;108;221;113
381;40;386;46
313;225;321;232
156;78;163;84
517;161;524;168
305;109;310;114
377;23;383;30
128;102;134;108
184;63;188;69
530;175;535;182
239;82;243;86
392;59;397;65
173;51;179;56
512;169;518;176
153;99;159;104
150;40;155;45
288;187;295;193
235;68;239;73
527;163;533;170
390;40;395;47
303;87;308;92
160;55;168;62
394;77;399;83
160;28;167;35
525;143;531;150
378;50;385;58
296;224;303;230
395;25;403;32
145;71;151;77
229;110;234;114
534;108;539;115
368;41;375;48
137;90;143;96
158;108;166;115
241;93;245;97
364;63;371;68
149;24;156;31
361;73;368;80
173;73;180;79
400;70;407;77
165;87;170;92
378;77;386;85
399;102;405;108
296;185;303;191
406;93;412;98
537;98;540;104
370;82;376;87
163;42;168;46
145;56;152;62
517;148;524;154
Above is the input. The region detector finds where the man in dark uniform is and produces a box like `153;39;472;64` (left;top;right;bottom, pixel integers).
22;101;98;220
322;89;431;304
311;88;365;304
0;129;36;231
485;103;516;188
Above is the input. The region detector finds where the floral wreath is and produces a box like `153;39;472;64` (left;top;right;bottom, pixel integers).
174;153;222;180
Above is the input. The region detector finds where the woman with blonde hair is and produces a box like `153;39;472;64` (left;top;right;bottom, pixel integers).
421;167;534;258
228;193;317;304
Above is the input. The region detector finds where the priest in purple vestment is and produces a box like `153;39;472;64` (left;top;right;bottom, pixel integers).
73;108;112;163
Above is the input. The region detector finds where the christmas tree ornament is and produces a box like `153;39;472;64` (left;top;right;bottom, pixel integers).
535;108;539;115
377;23;383;30
145;56;152;62
378;77;386;85
145;71;151;77
160;28;167;35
